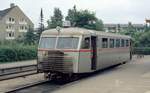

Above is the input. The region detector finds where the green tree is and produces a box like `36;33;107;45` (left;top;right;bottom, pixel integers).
95;19;104;31
66;6;104;31
125;22;136;37
47;8;63;28
138;31;150;47
119;22;148;47
24;27;37;45
75;10;97;27
65;5;77;26
144;24;150;32
119;22;136;37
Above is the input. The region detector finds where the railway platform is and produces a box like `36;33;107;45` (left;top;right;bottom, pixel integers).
0;60;36;69
51;55;150;93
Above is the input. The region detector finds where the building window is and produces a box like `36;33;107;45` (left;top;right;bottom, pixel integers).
12;18;14;22
102;38;108;48
116;39;120;48
7;32;14;37
20;26;27;30
8;33;11;37
6;17;15;24
19;25;28;32
9;18;11;22
110;39;115;48
121;39;125;47
8;17;15;22
25;26;28;30
6;25;14;29
20;26;23;30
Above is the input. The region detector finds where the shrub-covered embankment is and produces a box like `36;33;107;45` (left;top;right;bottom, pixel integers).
0;45;37;63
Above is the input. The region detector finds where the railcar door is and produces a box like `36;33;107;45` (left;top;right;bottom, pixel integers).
91;36;97;70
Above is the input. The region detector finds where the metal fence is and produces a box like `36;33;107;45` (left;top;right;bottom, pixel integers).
133;47;150;55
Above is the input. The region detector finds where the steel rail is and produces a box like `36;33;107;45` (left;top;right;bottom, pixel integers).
5;80;49;93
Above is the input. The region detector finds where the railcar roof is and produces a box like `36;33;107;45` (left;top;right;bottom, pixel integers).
42;27;131;39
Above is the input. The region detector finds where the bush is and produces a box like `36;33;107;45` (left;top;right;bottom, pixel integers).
0;45;37;63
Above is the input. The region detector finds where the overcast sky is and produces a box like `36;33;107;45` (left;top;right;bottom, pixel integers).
0;0;149;27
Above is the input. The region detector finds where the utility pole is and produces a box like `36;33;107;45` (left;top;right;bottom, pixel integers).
38;8;44;38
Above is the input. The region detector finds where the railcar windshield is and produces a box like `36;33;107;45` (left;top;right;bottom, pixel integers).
39;37;56;49
56;37;79;49
39;37;79;49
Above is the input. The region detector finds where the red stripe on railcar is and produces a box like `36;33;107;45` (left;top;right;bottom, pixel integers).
38;48;92;52
38;47;129;52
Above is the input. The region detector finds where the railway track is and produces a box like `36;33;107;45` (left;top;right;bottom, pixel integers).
0;64;37;81
5;80;49;93
5;78;78;93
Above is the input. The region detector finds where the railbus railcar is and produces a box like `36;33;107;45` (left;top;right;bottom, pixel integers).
37;27;132;80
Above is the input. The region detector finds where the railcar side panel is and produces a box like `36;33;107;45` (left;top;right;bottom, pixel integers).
77;35;131;73
63;52;79;73
78;51;93;73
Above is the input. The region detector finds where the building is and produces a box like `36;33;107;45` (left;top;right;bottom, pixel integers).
0;3;34;40
104;23;145;33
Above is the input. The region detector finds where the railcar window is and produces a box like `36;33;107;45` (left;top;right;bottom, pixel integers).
39;37;56;48
121;39;125;47
102;38;108;48
110;39;115;48
97;38;101;48
116;39;120;47
82;37;90;49
57;37;79;49
126;40;129;47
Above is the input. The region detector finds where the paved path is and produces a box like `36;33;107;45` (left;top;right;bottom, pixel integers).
0;60;36;69
51;56;150;93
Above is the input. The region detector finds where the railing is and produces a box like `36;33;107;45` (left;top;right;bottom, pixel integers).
133;47;150;55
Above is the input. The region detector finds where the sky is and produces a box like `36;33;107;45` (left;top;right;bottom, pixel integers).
0;0;149;27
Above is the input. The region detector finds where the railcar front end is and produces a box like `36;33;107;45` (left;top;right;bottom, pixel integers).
37;35;81;80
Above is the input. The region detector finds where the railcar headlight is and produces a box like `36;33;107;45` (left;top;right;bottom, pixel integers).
37;63;42;69
38;51;48;57
44;51;48;57
38;51;48;62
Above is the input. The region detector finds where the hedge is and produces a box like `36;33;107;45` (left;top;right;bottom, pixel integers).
0;45;37;63
133;47;150;55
